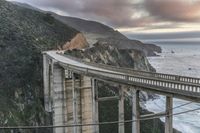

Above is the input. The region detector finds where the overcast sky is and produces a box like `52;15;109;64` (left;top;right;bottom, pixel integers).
8;0;200;36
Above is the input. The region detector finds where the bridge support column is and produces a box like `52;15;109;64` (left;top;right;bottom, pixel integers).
119;86;125;133
52;62;67;133
72;73;79;133
165;96;173;133
65;73;82;133
80;76;93;133
132;90;140;133
92;79;99;133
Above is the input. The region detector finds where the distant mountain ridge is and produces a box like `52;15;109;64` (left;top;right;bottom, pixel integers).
53;15;127;38
52;14;162;56
11;1;162;56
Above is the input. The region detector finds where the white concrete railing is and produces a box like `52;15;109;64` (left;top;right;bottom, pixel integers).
59;62;200;95
63;54;200;85
46;51;200;98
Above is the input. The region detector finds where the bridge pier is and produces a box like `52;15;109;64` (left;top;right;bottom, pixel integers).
165;96;173;133
65;73;79;133
119;86;125;133
132;89;140;133
92;79;99;133
72;73;79;133
51;62;67;133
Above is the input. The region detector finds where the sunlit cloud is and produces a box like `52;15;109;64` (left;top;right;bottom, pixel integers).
143;0;200;22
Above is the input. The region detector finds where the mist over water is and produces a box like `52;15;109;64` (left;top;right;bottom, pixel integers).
145;41;200;133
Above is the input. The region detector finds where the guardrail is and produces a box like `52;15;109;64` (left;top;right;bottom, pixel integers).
62;53;200;85
59;61;200;96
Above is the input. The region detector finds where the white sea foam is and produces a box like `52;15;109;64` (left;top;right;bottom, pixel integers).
146;43;200;133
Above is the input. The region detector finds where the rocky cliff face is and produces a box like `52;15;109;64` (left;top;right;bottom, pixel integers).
97;38;162;56
62;33;89;50
0;0;78;132
66;43;154;71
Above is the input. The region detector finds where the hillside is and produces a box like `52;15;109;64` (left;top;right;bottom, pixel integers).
52;14;162;56
0;0;78;132
52;15;127;43
11;1;162;56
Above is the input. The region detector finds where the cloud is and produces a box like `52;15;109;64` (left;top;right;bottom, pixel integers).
13;0;153;28
11;0;200;29
144;0;200;22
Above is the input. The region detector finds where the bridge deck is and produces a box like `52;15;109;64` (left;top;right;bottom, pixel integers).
45;51;200;102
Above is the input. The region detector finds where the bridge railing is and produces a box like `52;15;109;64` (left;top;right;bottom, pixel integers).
87;62;200;84
62;53;200;85
59;61;200;96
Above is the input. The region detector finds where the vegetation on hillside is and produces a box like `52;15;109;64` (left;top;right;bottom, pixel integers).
0;0;78;132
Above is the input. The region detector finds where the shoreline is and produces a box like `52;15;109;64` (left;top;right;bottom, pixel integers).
146;43;200;133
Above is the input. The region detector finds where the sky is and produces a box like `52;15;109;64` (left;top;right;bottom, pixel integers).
8;0;200;40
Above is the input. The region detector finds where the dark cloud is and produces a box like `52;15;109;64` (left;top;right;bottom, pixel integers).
144;0;200;22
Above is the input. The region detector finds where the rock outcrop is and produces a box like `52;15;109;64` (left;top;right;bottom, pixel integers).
65;43;154;71
97;38;162;56
62;33;89;50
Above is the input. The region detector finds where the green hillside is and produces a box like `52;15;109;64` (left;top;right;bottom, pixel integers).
0;0;78;132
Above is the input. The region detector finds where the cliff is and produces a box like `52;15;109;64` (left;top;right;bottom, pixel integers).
97;38;162;56
62;33;89;50
65;43;154;71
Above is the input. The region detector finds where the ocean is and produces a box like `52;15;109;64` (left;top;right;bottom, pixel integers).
145;42;200;133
